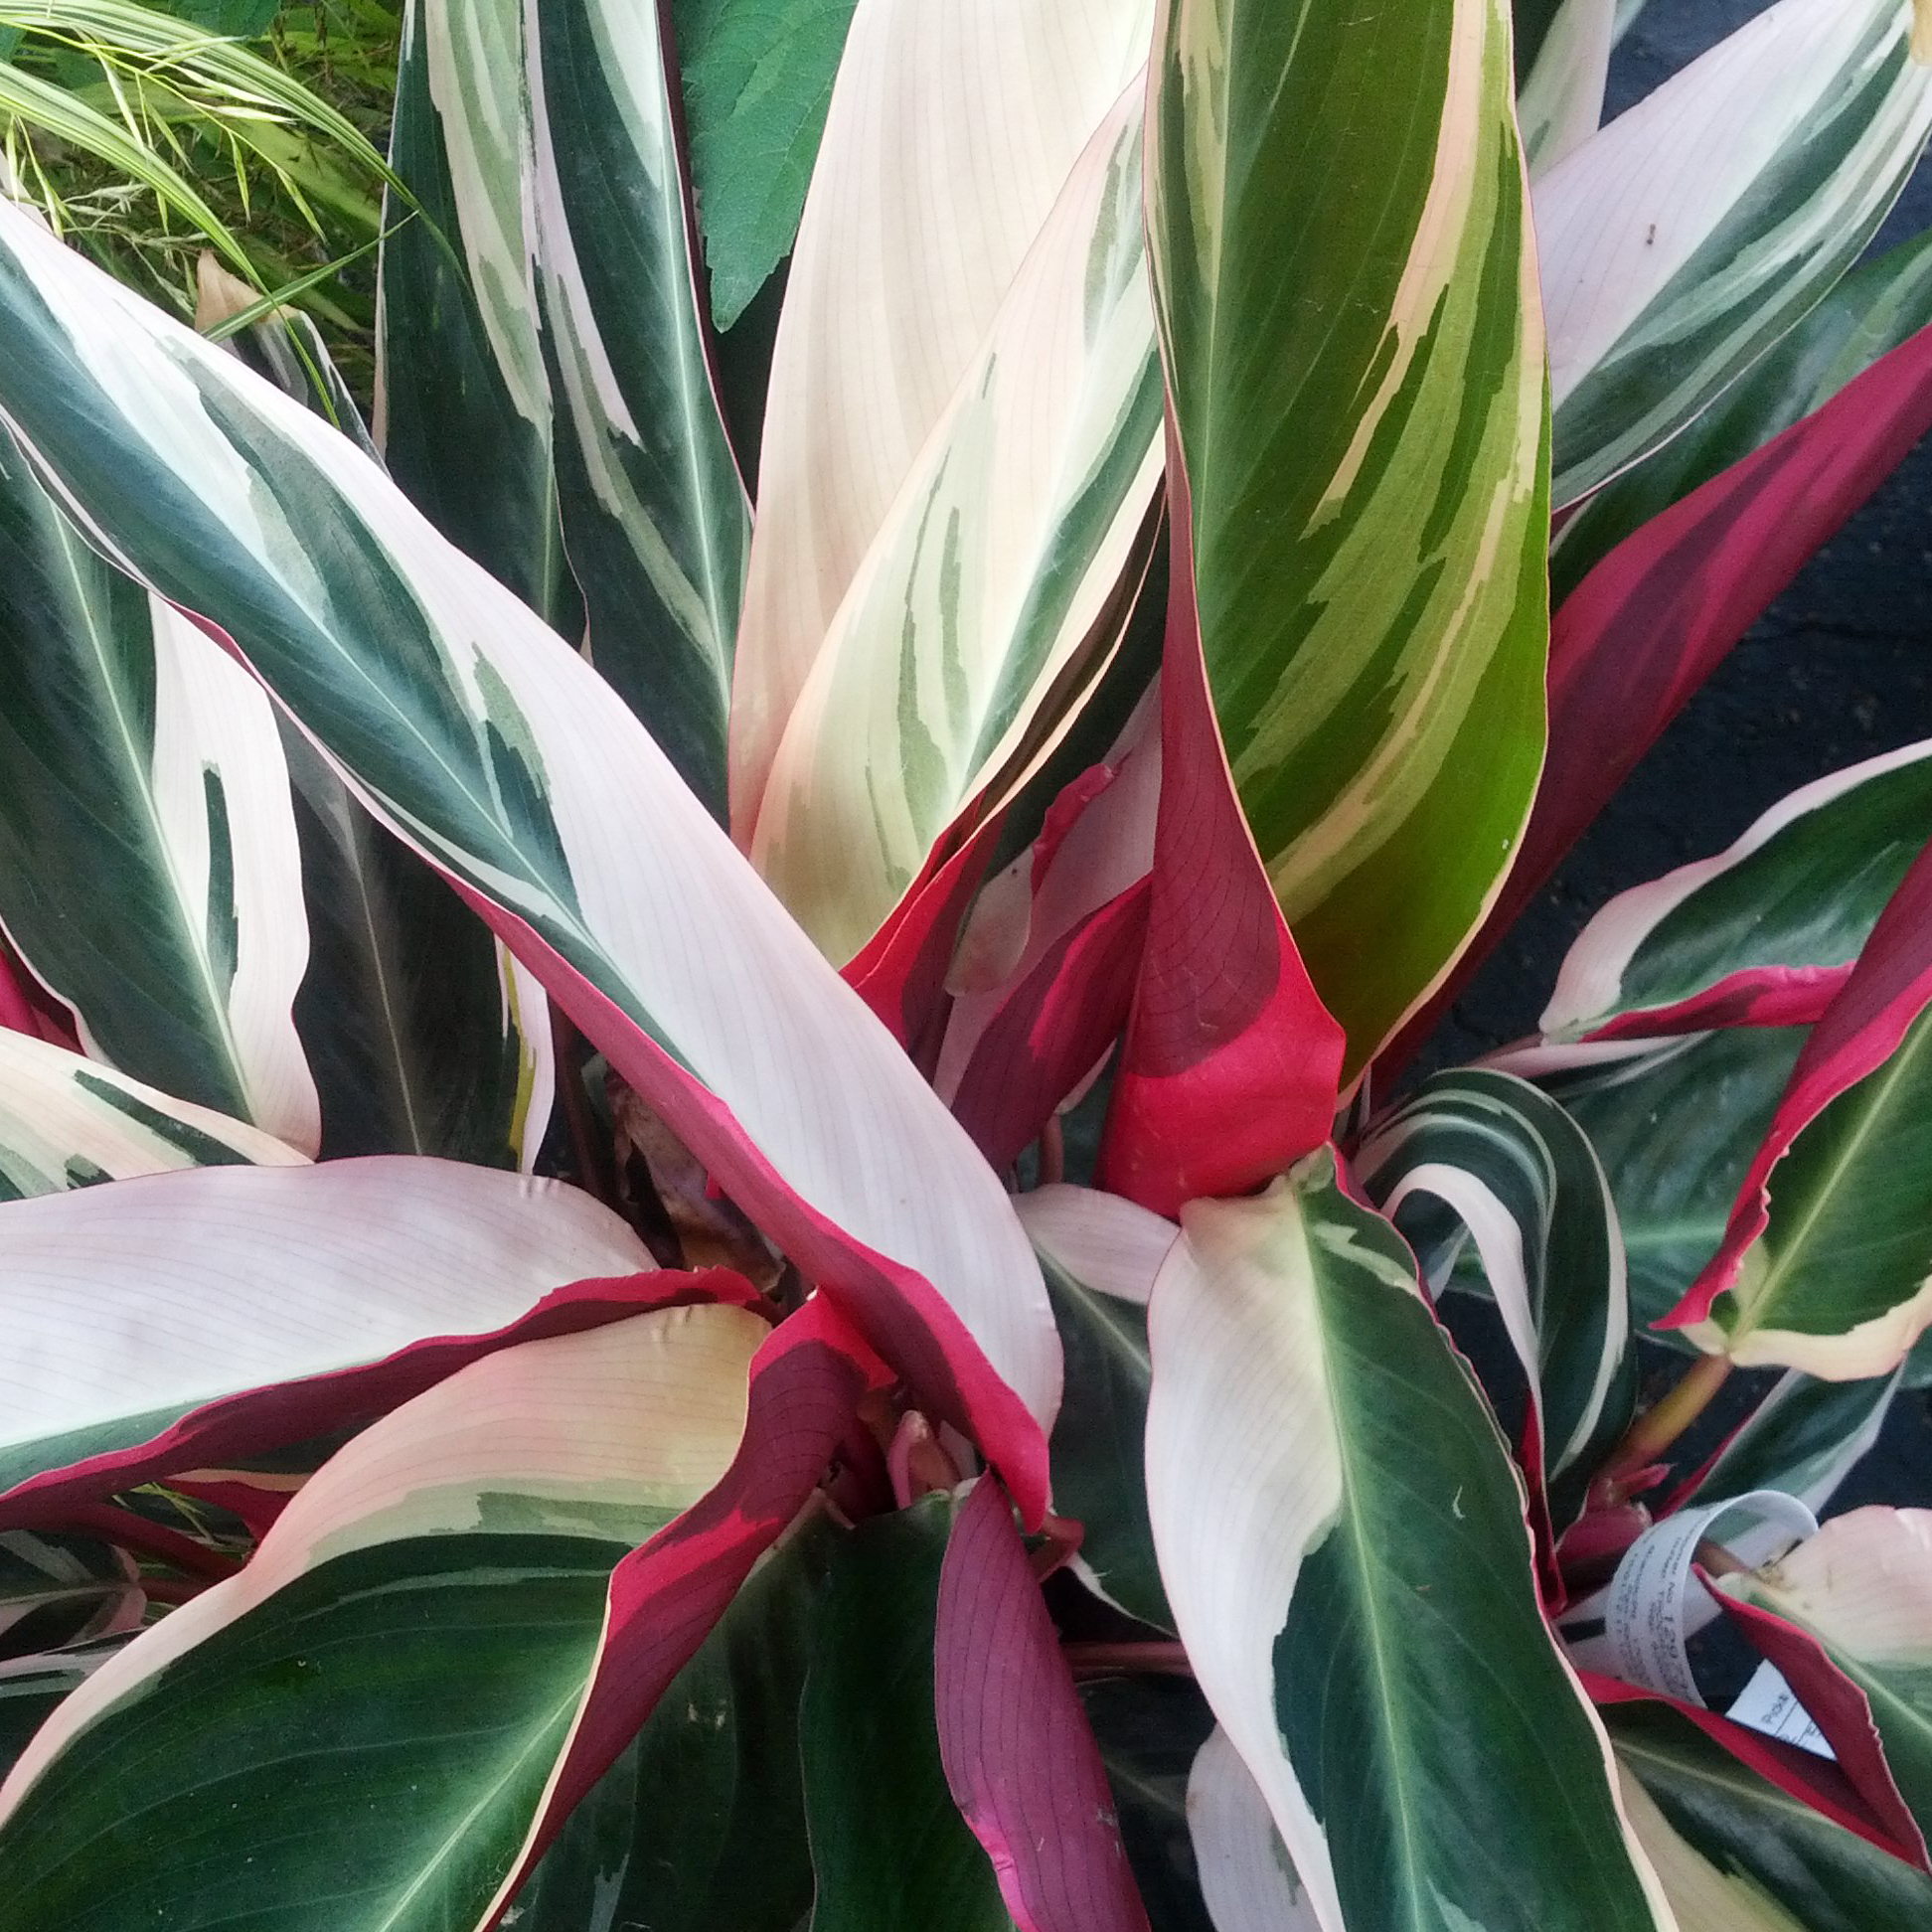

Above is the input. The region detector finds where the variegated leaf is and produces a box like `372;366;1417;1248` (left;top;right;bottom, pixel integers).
728;0;1157;849
747;76;1164;961
1145;1149;1674;1932
1538;0;1932;506
0;199;1059;1511
1357;1067;1637;1530
1518;0;1614;174
0;1302;769;1929
1147;0;1551;1071
0;1028;305;1200
383;0;750;813
0;438;318;1151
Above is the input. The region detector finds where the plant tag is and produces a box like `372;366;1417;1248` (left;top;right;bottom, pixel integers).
1560;1491;1818;1704
1727;1658;1836;1758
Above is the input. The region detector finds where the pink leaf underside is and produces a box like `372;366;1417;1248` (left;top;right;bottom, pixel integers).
1582;964;1852;1041
1581;1671;1924;1865
1097;425;1345;1216
1380;319;1932;1079
434;874;1053;1529
934;1474;1152;1932
1710;1588;1930;1868
0;1268;762;1530
1662;837;1932;1331
500;1293;891;1899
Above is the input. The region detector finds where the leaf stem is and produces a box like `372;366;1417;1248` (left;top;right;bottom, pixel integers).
1603;1352;1733;1484
1061;1641;1193;1680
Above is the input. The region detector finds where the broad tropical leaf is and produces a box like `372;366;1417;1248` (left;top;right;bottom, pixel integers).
0;1156;654;1505
1537;0;1932;506
0;1302;771;1930
1689;1368;1901;1522
0;439;317;1150
383;0;750;813
727;0;1156;846
1610;1699;1932;1931
0;196;1060;1515
1357;1067;1637;1530
1146;0;1549;1071
801;1496;1015;1931
933;1474;1151;1932
1018;1183;1175;1630
1722;1508;1932;1843
1551;223;1932;605
672;0;859;330
1530;1028;1807;1337
1144;1149;1673;1932
1663;844;1932;1376
505;1511;833;1931
1540;741;1932;1042
0;1027;306;1198
746;74;1164;962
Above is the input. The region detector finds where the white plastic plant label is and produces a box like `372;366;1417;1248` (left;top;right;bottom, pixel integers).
1727;1659;1835;1758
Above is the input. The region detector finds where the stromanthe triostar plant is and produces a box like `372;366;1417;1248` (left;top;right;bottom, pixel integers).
0;0;1931;1925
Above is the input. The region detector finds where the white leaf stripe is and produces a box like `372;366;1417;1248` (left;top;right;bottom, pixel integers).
1538;0;1932;505
0;452;318;1150
0;1158;652;1488
0;1029;305;1200
0;198;1060;1459
728;0;1158;846
748;78;1163;962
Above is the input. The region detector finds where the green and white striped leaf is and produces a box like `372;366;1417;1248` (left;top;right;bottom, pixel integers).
1144;1149;1674;1932
504;1511;832;1932
747;76;1164;962
1723;1507;1932;1838
0;198;1061;1457
1527;1027;1807;1339
378;0;579;629
672;0;859;331
1610;1700;1932;1932
0;1302;765;1930
1519;0;1614;174
0;1157;651;1496
1541;741;1932;1042
281;728;553;1168
0;1531;142;1651
727;0;1156;849
1689;1367;1900;1523
1357;1068;1637;1524
1019;1184;1176;1632
1148;0;1551;1070
383;0;750;813
0;441;318;1151
0;1027;305;1201
1187;1725;1323;1932
1537;0;1932;508
0;1643;124;1778
1550;221;1932;604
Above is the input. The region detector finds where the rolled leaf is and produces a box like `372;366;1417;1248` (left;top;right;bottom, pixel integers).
1610;1699;1932;1931
1541;740;1932;1043
727;0;1156;843
746;75;1164;961
1144;1148;1674;1932
1663;845;1932;1376
1187;1726;1323;1932
0;197;1060;1517
1518;0;1613;173
1357;1067;1637;1531
672;0;859;330
1537;0;1932;506
0;1302;772;1929
800;1496;1015;1931
0;1028;306;1199
0;1156;654;1507
1147;0;1550;1071
0;444;317;1150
